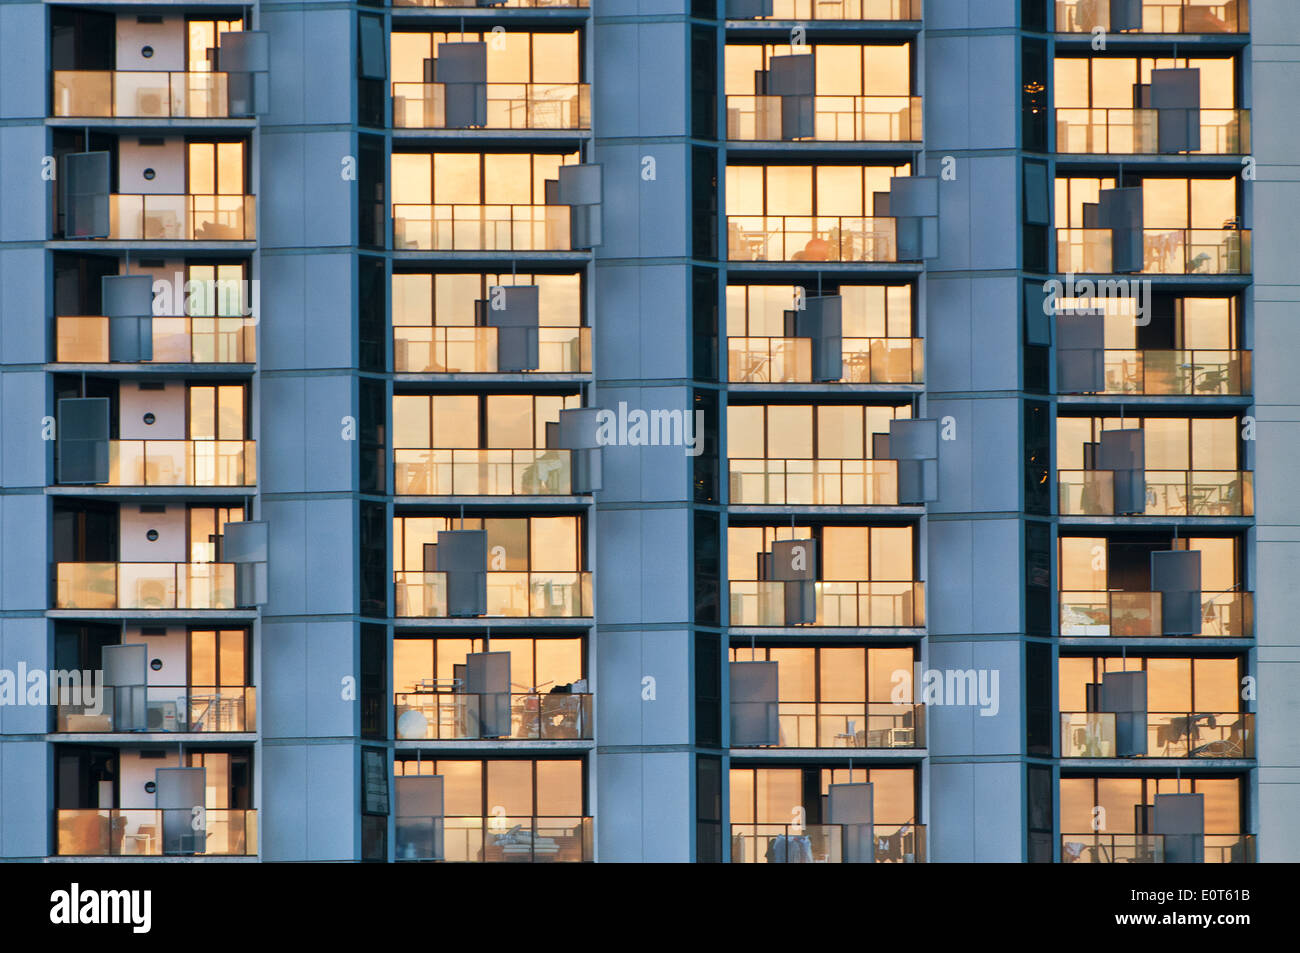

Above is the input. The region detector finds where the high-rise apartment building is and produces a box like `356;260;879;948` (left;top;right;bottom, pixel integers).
0;0;1296;864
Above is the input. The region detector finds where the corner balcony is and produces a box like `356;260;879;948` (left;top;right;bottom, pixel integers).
56;686;256;733
52;71;235;119
54;562;236;611
76;440;257;487
728;335;922;384
1055;227;1250;275
1058;590;1252;637
393;205;571;252
733;702;924;749
56;809;257;857
1061;711;1253;758
1060;833;1254;863
729;459;901;506
1057;470;1252;517
393;83;590;130
394;449;574;496
729;580;924;627
725;96;921;143
1054;0;1249;34
395;326;589;374
726;0;921;21
728;216;898;263
729;823;926;863
1056;108;1250;155
98;195;255;241
1059;348;1251;395
394;571;592;618
394;691;592;740
56;315;256;364
396;815;592;862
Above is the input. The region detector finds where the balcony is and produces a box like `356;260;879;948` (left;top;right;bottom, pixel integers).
56;315;255;364
56;686;255;733
76;440;257;487
394;449;573;496
1056;108;1250;155
729;823;925;863
393;204;570;252
728;336;922;384
1057;470;1252;517
1061;833;1255;863
394;691;592;740
393;83;590;130
394;571;592;618
729;581;924;627
1055;0;1248;33
56;809;257;857
1060;348;1251;395
734;702;924;749
727;0;921;20
726;96;921;142
52;71;233;119
1061;711;1254;758
97;195;256;241
729;459;900;505
54;562;236;611
395;326;589;374
1055;227;1250;276
396;815;592;862
729;216;898;263
1058;589;1252;637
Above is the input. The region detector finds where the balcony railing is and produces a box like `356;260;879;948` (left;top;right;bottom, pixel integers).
1055;227;1251;276
55;562;236;610
729;580;924;627
728;0;921;20
728;335;923;384
1061;833;1254;863
728;216;898;263
392;82;590;130
56;809;257;857
1058;589;1252;637
395;326;590;373
729;458;900;505
1057;469;1253;517
394;691;592;740
1055;0;1249;33
79;440;256;487
1056;108;1250;155
735;701;924;748
56;315;256;364
394;448;573;496
396;815;592;862
393;204;570;251
52;70;232;118
1060;711;1254;758
726;95;921;142
56;686;255;733
1060;348;1251;395
730;822;925;863
394;571;592;618
99;194;256;241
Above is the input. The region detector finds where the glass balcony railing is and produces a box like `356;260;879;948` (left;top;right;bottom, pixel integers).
55;315;256;364
393;448;573;496
394;326;590;374
729;580;924;627
728;216;898;263
394;0;587;7
1058;589;1252;637
735;701;924;748
55;686;255;733
393;204;570;251
729;823;926;863
392;83;590;130
1061;348;1251;396
394;571;592;618
1056;108;1250;155
725;95;921;142
54;562;237;611
1055;227;1250;276
394;691;592;740
1060;711;1254;758
56;809;257;857
82;440;256;487
728;335;923;383
102;194;256;241
729;458;900;505
728;0;921;20
1061;833;1254;863
1055;0;1249;33
396;815;592;862
1057;469;1253;517
52;70;232;118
